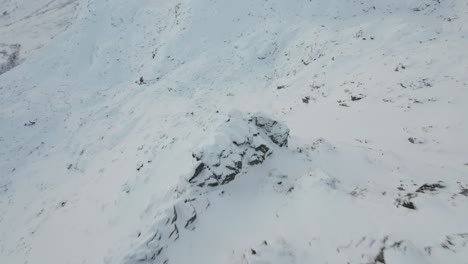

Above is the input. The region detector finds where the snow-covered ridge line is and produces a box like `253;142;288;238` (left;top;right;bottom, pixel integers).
124;112;290;264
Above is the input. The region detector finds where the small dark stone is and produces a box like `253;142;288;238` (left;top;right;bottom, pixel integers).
225;165;239;171
375;248;385;263
184;198;196;203
137;164;143;171
459;188;468;196
256;144;269;154
192;153;202;161
184;210;197;229
24;121;36;127
416;183;445;193
351;95;365;101
155;247;163;257
189;163;205;183
424;246;432;255
401;201;416;210
171;206;178;224
249;158;263;166
269;134;288;147
208;182;219;187
169;224;179;241
422;79;432;87
251;249;257;255
221;172;238;185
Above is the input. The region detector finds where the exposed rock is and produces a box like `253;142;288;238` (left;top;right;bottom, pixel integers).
188;112;289;187
408;137;424;144
124;112;290;264
375;248;386;263
416;183;445;193
395;197;417;210
24;121;36;127
0;43;21;75
351;94;366;101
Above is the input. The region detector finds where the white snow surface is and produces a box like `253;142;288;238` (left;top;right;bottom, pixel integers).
0;0;79;72
1;0;468;263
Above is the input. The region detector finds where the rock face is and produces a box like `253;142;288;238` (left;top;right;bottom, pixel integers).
188;113;289;188
124;112;289;264
0;43;20;75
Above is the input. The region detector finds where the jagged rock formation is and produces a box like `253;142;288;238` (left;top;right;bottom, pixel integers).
189;113;289;187
124;112;289;264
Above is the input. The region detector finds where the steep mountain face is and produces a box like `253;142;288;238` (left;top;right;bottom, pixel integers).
1;0;467;263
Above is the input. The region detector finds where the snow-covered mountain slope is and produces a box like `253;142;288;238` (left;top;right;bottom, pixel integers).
0;0;79;74
1;0;467;263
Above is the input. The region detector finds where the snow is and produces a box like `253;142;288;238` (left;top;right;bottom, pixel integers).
0;0;79;71
1;0;468;263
